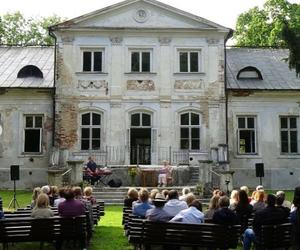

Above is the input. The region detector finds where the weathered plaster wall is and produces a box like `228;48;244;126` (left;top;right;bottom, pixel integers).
55;31;225;164
228;91;300;189
0;89;53;189
54;31;227;166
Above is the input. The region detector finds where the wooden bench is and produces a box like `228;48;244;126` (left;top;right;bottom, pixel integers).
254;223;293;250
128;220;241;250
0;215;87;250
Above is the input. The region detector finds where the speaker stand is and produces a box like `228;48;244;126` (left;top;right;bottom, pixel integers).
8;180;19;209
259;177;263;186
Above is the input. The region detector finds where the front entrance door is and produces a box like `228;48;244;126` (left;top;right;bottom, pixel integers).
130;112;152;165
130;128;151;164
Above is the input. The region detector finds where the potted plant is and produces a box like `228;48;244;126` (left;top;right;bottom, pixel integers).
128;166;138;186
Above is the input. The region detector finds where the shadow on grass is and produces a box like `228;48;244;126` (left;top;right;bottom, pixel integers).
90;225;133;250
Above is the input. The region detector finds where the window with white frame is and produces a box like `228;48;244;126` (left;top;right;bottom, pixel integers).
24;115;43;153
280;116;298;154
180;112;200;150
178;50;201;73
82;50;103;72
130;50;151;72
81;112;101;150
237;116;257;154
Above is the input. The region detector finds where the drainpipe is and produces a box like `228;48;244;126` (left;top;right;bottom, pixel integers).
48;28;57;148
224;29;233;146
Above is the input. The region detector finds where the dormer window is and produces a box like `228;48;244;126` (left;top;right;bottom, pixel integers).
237;66;263;80
17;65;43;78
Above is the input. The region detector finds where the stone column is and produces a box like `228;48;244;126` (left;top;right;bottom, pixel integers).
67;160;84;185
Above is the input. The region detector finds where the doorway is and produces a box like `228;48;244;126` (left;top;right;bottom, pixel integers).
130;112;152;165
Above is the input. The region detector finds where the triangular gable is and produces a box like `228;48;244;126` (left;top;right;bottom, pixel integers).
51;0;229;31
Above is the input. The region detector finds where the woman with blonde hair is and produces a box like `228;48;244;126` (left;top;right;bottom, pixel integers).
30;187;41;208
229;190;239;210
83;186;97;205
123;187;139;207
251;190;266;212
31;193;54;218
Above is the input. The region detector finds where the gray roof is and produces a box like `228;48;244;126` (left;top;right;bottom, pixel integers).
226;48;300;90
0;47;54;88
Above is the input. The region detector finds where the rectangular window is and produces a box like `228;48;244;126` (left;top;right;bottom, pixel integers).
237;116;256;154
82;50;103;72
130;50;151;72
180;112;200;150
280;116;298;154
81;112;101;150
179;50;201;73
24;115;43;153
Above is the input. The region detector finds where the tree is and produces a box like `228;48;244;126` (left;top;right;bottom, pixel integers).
0;12;64;45
234;0;300;76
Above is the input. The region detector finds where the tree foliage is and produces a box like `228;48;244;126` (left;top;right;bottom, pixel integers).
234;0;300;76
0;12;64;45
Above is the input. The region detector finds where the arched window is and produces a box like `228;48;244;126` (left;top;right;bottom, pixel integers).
17;65;43;78
80;112;101;150
180;112;200;150
237;66;263;80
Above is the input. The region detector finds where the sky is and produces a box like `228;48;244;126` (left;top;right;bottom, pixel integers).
0;0;299;29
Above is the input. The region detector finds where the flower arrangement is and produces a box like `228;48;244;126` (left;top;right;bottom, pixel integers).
128;166;139;186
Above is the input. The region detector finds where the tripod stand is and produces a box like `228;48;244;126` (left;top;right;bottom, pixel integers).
8;180;19;209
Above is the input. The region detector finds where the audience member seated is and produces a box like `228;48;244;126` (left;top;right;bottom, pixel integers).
31;193;54;218
179;187;191;201
54;188;66;207
276;194;290;218
243;194;290;250
157;160;172;187
30;187;41;209
290;187;300;249
162;189;169;199
256;185;264;191
0;210;3;219
49;185;59;207
234;190;253;233
58;187;85;217
149;188;160;204
170;200;204;224
145;193;171;222
229;190;239;210
41;185;50;195
204;195;220;220
276;190;291;209
240;186;251;203
250;190;266;212
212;196;238;225
83;186;97;205
163;190;188;217
132;188;153;218
185;193;196;206
124;188;138;207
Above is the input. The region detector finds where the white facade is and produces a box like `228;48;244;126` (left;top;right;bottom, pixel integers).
228;92;300;190
51;0;229;167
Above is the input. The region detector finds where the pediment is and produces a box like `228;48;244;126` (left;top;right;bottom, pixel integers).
52;0;228;31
